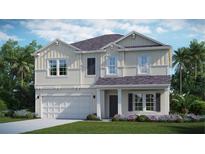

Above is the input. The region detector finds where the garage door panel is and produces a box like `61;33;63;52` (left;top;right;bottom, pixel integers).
42;95;92;119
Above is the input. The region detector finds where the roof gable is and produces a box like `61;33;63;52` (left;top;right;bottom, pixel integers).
33;39;81;56
101;31;165;49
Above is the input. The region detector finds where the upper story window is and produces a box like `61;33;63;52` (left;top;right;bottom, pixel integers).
49;60;57;76
87;58;96;75
59;60;67;76
107;56;117;75
138;55;149;74
48;59;67;76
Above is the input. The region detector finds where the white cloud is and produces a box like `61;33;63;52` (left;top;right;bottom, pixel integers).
21;19;152;43
156;27;167;33
1;24;14;31
0;31;19;41
160;19;187;31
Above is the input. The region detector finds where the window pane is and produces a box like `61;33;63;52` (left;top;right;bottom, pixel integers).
87;58;95;75
49;60;57;76
134;94;143;111
139;56;149;73
108;56;117;74
146;94;154;111
59;60;67;75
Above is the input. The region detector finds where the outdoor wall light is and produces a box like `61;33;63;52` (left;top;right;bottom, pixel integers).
93;95;96;99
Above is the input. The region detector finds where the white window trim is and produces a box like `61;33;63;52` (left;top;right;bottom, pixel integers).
86;57;96;76
132;92;156;112
137;55;150;75
106;55;118;76
59;59;68;76
133;93;143;111
47;59;68;77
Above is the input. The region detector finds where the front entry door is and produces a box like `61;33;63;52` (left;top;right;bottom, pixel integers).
109;95;118;117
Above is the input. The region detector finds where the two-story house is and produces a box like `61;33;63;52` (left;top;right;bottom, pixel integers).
34;31;172;119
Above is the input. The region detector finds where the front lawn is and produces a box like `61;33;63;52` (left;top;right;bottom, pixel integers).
26;121;205;134
0;117;29;123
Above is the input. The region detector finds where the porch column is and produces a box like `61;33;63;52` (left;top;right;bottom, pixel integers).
96;89;101;119
117;88;122;115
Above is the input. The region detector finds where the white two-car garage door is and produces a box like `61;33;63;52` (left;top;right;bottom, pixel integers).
42;95;92;119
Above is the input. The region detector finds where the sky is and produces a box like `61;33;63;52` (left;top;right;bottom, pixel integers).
0;19;205;50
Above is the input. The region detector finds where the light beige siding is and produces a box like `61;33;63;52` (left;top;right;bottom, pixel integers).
35;40;170;87
117;34;158;47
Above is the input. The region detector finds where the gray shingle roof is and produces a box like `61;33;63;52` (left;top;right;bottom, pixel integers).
71;34;123;51
95;75;171;85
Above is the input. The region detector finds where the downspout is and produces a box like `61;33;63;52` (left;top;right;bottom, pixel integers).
79;53;82;88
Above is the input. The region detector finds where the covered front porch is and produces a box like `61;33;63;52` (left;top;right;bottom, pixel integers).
96;87;170;119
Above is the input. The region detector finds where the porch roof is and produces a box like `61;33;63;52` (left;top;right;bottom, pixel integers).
95;75;171;86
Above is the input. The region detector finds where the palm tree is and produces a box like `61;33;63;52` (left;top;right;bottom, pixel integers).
11;51;33;87
188;40;205;78
172;48;189;94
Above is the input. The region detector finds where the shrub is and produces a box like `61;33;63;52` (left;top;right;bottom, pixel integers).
0;99;7;111
86;114;100;121
185;114;201;122
170;94;200;114
190;100;205;115
4;110;14;117
112;114;126;121
26;112;35;119
0;111;5;117
136;115;149;122
13;109;35;119
146;115;159;122
127;114;137;121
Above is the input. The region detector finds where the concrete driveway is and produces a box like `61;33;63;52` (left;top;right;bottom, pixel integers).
0;119;81;134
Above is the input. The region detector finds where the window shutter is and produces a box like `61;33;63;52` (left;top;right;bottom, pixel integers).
128;93;133;111
156;93;161;112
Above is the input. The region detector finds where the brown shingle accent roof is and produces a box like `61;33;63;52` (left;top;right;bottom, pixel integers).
71;34;123;51
95;75;171;85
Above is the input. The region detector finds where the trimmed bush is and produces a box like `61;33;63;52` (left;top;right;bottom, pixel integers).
190;100;205;115
0;112;5;117
111;114;204;122
127;114;137;121
184;114;202;122
146;115;159;122
86;114;100;121
112;114;126;121
13;109;35;119
0;99;7;111
4;110;14;117
136;115;149;122
25;112;35;119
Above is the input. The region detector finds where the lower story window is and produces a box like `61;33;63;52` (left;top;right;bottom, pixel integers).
131;93;156;111
134;94;143;111
146;94;155;111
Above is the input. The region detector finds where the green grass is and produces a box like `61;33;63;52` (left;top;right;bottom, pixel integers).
26;121;205;134
0;117;29;123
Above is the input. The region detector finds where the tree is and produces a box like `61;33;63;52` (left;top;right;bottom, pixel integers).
172;47;189;94
188;40;205;78
0;39;42;111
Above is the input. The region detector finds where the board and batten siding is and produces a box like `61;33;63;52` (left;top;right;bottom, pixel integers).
35;43;79;70
35;42;81;87
35;40;170;87
117;34;158;47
